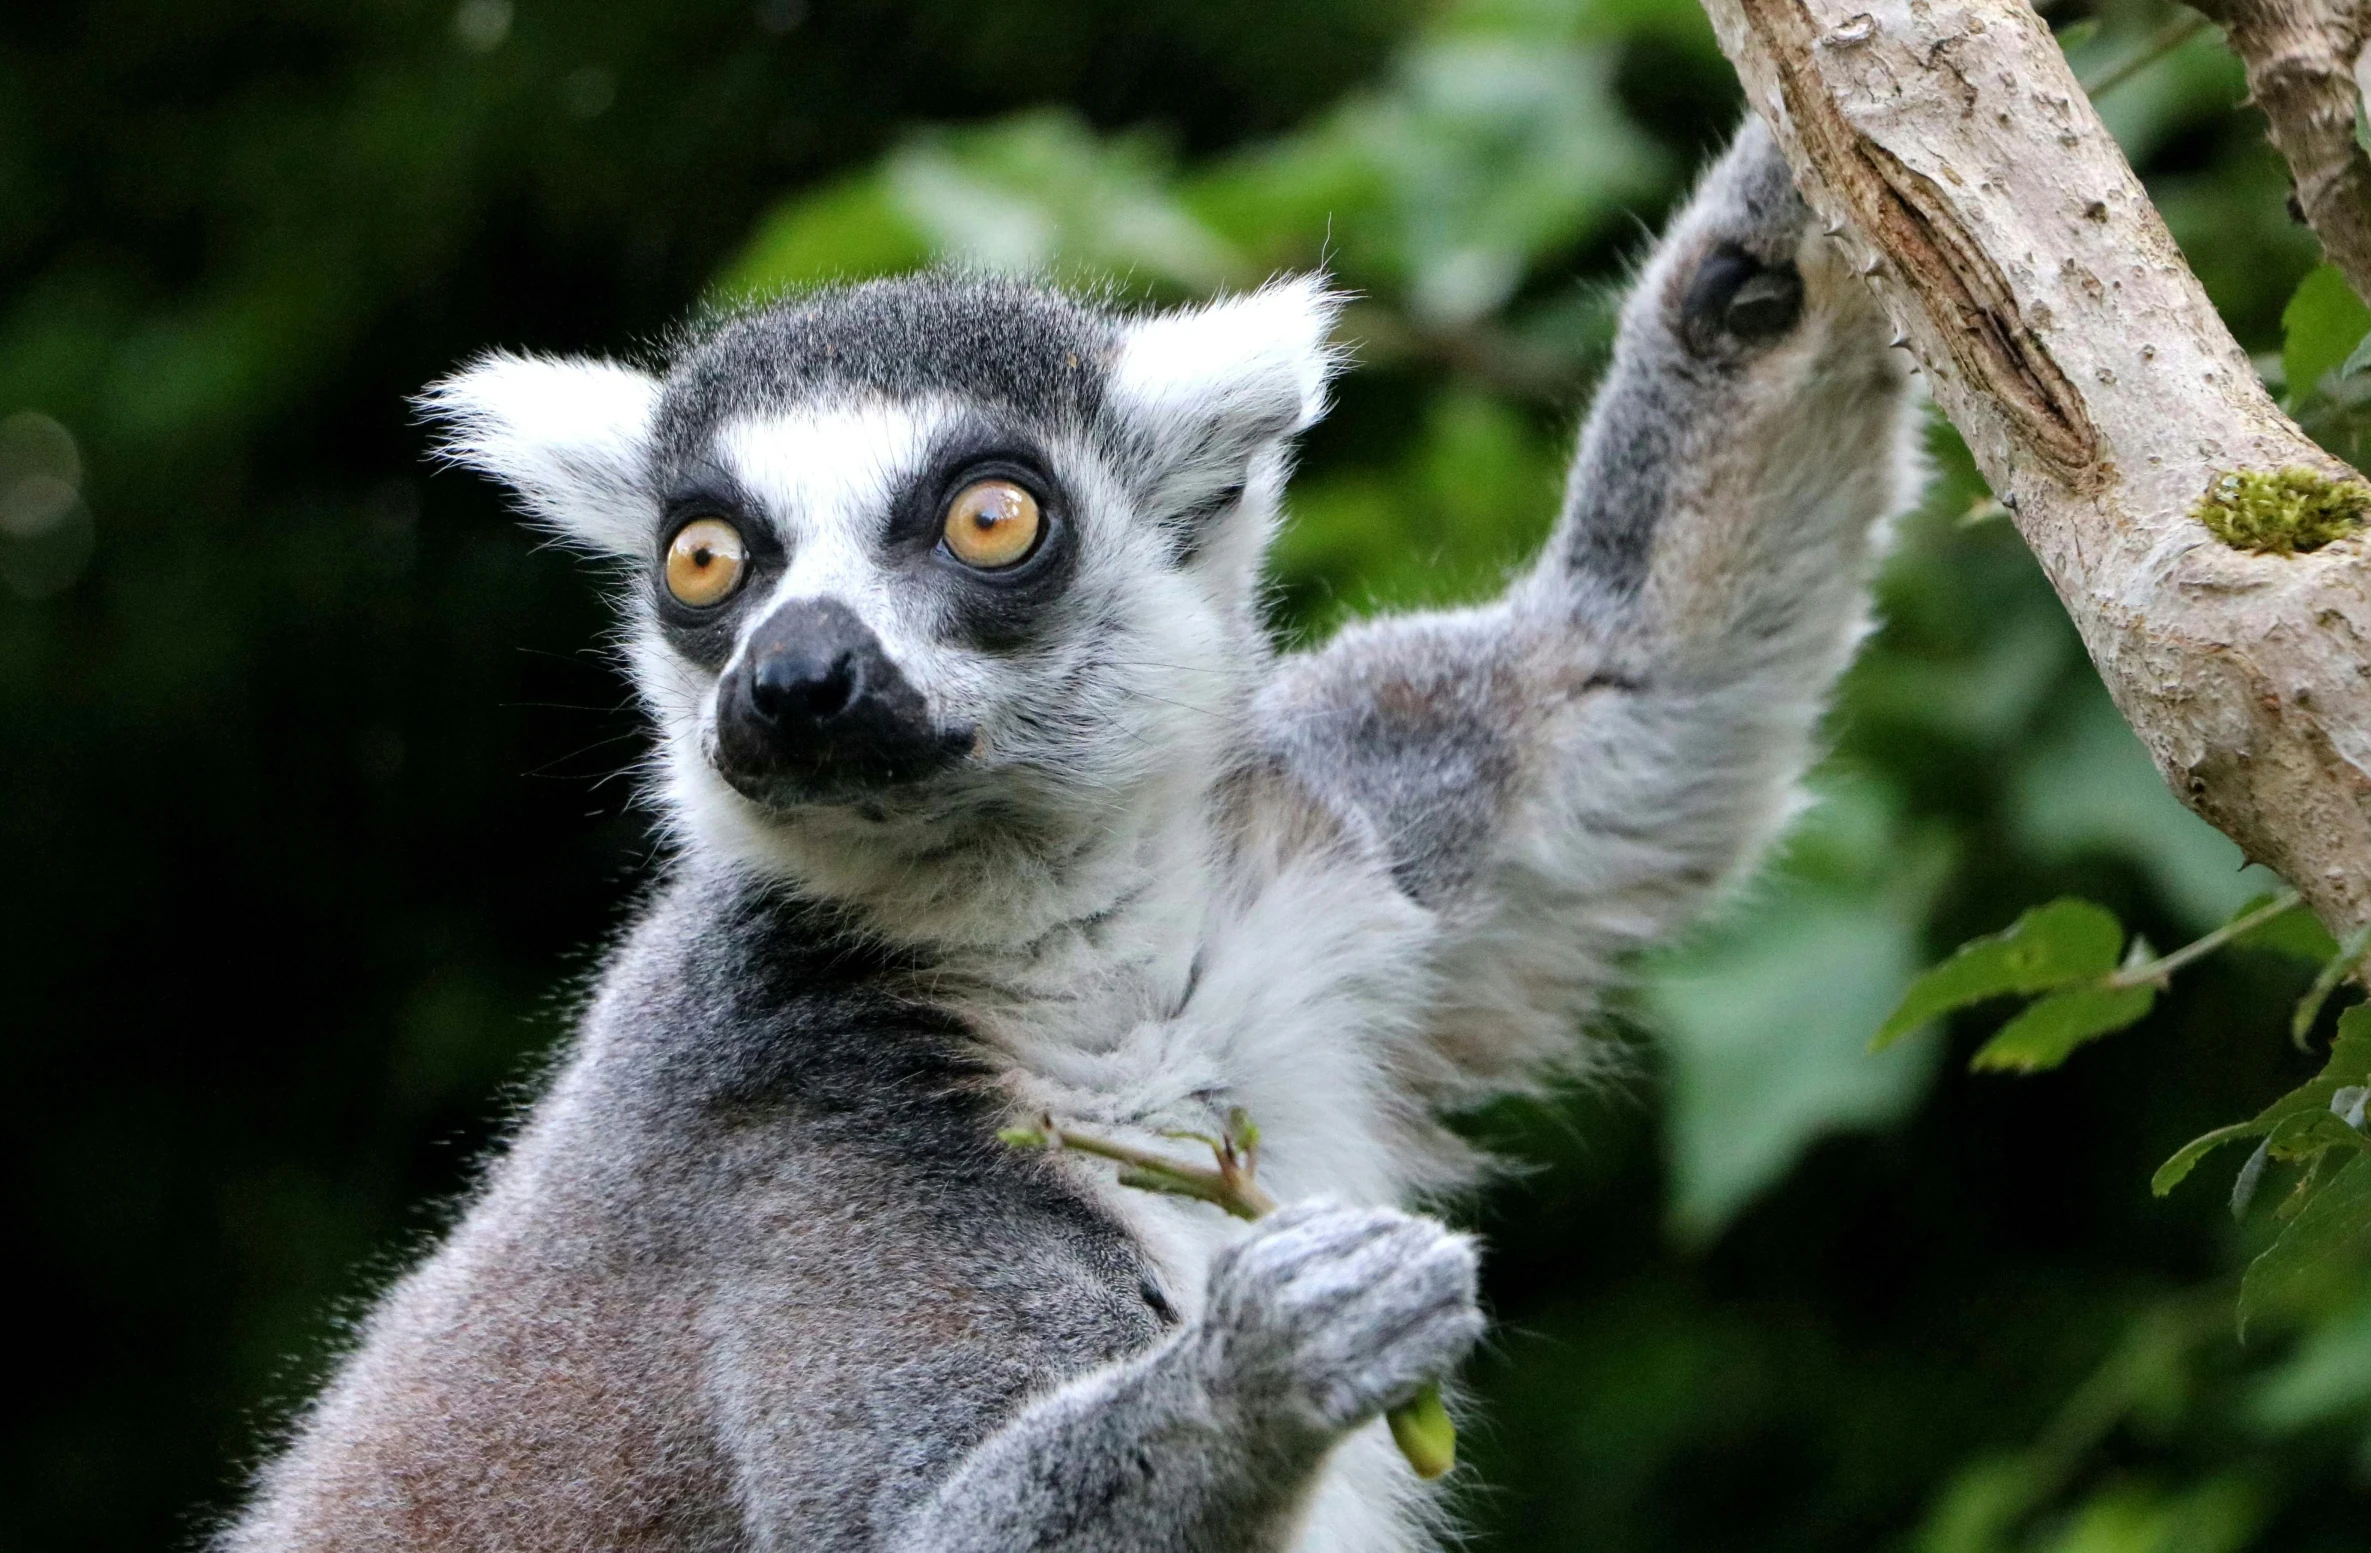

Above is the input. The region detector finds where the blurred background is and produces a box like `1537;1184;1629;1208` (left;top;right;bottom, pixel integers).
9;0;2371;1548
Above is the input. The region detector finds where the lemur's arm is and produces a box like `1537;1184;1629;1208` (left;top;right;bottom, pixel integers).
887;1203;1479;1553
1252;121;1918;1097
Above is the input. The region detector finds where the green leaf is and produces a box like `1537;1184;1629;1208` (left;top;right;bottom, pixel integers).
2155;1121;2269;1196
1968;982;2157;1073
1387;1381;1456;1479
2229;892;2342;962
2155;1007;2371;1195
1874;898;2125;1049
2282;264;2371;405
2293;920;2371;1047
2341;329;2371;382
2239;1154;2371;1334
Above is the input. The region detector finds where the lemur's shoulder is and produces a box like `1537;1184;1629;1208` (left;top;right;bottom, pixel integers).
243;866;1176;1550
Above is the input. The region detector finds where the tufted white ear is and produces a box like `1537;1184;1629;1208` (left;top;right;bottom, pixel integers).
418;351;661;556
1107;276;1346;529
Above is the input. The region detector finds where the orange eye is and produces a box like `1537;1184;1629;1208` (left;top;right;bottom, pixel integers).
664;517;747;607
941;479;1042;570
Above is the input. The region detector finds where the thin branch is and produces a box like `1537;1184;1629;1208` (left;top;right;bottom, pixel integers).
2078;11;2212;97
999;1112;1457;1477
998;1114;1277;1220
2107;889;2303;986
2183;0;2371;307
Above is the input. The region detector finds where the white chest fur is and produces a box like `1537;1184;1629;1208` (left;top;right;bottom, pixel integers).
969;814;1450;1552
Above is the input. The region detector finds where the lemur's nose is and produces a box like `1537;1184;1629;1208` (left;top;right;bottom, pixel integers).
749;638;859;724
712;597;970;802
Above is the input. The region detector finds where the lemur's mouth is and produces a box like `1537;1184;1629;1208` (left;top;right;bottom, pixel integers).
711;596;973;804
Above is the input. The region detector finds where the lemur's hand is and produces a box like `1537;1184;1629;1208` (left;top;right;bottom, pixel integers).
1194;1202;1482;1439
1652;120;1890;374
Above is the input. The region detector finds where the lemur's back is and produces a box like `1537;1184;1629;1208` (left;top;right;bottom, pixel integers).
233;869;1163;1550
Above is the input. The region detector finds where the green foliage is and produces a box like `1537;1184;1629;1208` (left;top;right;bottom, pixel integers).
2279;265;2371;404
1875;899;2128;1050
723;2;1661;318
2239;1154;2371;1335
2192;468;2371;555
2153;1008;2371;1197
2279;264;2371;467
1891;878;2371;1317
1870;895;2173;1076
1969;982;2160;1075
1647;774;1946;1240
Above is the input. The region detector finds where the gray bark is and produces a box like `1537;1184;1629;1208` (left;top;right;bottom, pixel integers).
1700;0;2371;936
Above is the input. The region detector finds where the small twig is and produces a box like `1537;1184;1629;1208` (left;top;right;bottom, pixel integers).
2077;11;2211;99
999;1111;1277;1221
999;1108;1457;1478
2106;888;2303;988
2185;0;2371;307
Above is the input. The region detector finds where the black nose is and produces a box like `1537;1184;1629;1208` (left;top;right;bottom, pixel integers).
713;597;969;800
750;636;859;725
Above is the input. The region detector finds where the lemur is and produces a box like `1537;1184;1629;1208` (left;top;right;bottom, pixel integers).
224;121;1917;1552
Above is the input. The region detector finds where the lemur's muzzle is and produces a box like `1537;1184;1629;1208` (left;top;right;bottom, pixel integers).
713;597;969;802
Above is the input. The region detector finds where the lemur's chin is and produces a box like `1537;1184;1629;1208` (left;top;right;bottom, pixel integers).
709;741;973;812
708;595;974;805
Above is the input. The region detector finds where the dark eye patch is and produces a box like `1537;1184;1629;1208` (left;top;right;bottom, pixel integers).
650;482;785;670
884;420;1081;651
1680;241;1804;354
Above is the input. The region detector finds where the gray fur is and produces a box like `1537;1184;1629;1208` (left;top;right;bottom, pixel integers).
225;122;1916;1552
653;277;1116;479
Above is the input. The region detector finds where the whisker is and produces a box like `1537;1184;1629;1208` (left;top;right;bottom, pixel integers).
521;730;648;779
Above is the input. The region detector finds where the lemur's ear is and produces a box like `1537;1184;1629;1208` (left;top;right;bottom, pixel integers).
418;351;660;556
1107;276;1345;536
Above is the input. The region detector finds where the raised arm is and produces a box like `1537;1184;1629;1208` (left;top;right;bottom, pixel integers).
1251;120;1919;1098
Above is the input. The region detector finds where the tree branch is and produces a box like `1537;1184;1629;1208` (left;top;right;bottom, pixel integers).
1698;0;2371;935
2185;0;2371;309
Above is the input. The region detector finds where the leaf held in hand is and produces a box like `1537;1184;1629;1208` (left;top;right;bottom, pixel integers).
1873;899;2126;1049
1388;1381;1456;1479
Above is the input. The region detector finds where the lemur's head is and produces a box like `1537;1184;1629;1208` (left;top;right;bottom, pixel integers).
424;275;1340;917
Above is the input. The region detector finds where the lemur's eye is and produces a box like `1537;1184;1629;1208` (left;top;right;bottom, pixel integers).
941;480;1042;570
664;517;747;607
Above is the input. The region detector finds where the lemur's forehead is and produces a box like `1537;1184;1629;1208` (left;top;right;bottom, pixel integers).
650;276;1119;479
710;402;939;550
